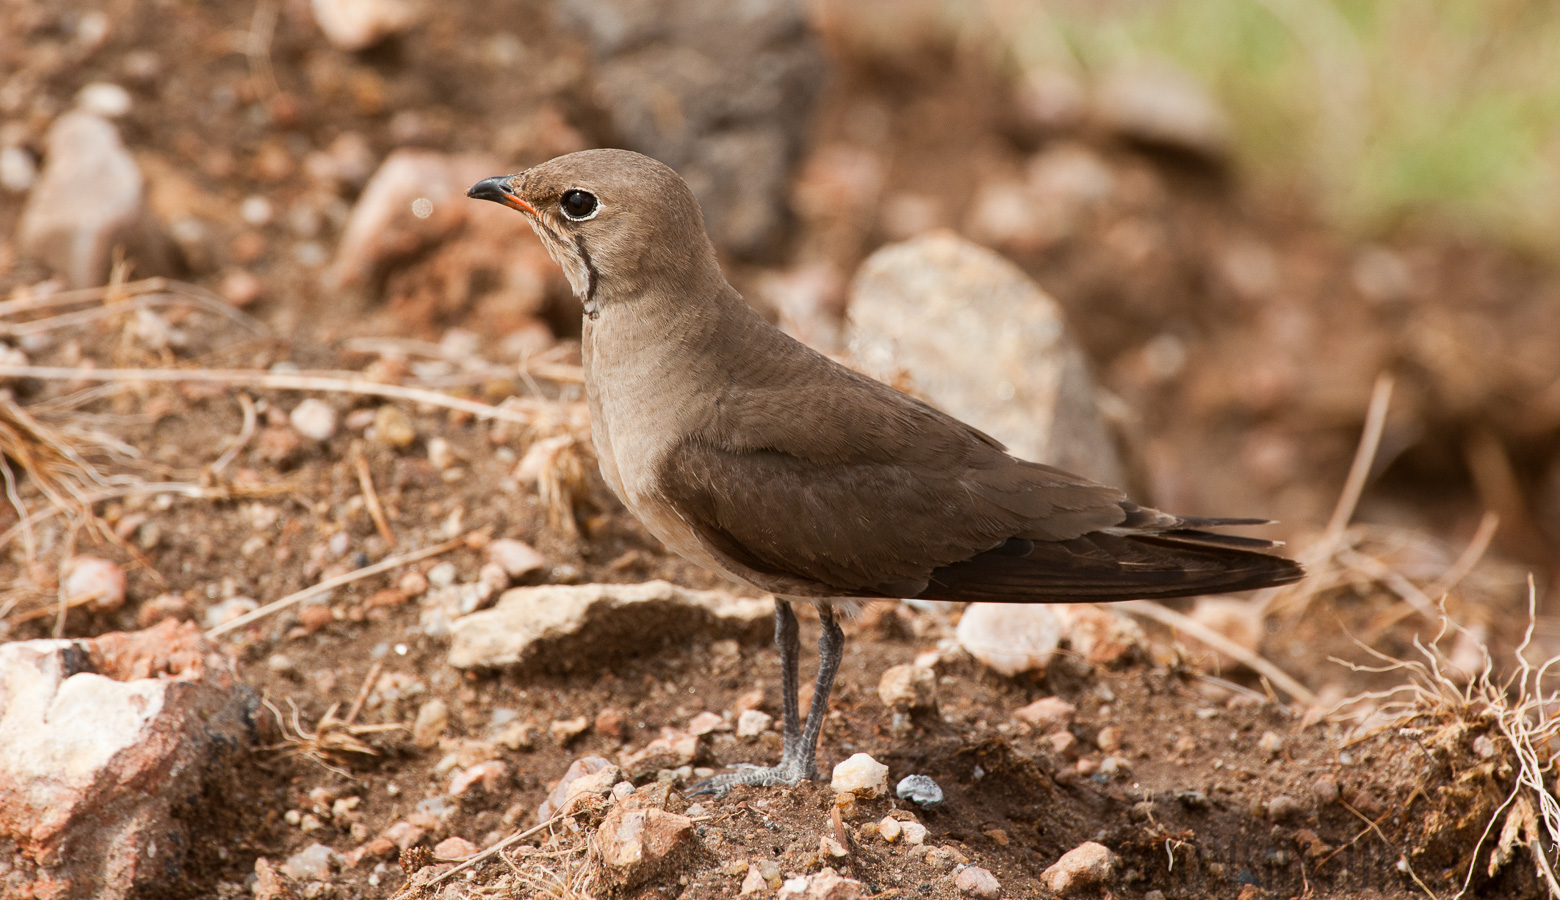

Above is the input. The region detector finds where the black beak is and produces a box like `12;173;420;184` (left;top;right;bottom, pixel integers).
467;176;536;214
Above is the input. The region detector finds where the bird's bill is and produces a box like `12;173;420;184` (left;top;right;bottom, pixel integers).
467;176;537;215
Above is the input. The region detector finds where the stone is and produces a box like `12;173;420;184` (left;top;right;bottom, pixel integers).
280;843;336;882
878;817;902;842
557;0;824;259
448;760;507;796
19;112;174;287
895;775;944;810
219;269;264;307
1050;604;1144;665
1012;696;1076;731
537;757;615;822
849;232;1123;485
551;716;589;744
877;663;936;713
1267;795;1306;825
1095;61;1232;161
448;581;772;671
253;857;299;900
308;0;419;51
62;556;127;611
740;864;768;894
621;728;699;779
1;146;38;193
956;865;1002;898
957;604;1062;677
288;399;338;442
1041;841;1117;896
901;821;928;845
432;836;479;860
736;708;772;738
593;806;697;891
486;538;545;580
777;866;865;900
411;699;448;749
0;620;251;900
686;711;728;736
372;405;416;448
76;82;132;118
383;820;426;851
830;753;889;799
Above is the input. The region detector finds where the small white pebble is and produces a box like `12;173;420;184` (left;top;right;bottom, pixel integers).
76;82;132;117
902;821;928;844
736;708;773;738
289;398;338;441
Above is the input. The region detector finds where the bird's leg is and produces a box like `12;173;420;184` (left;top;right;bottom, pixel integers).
689;598;844;795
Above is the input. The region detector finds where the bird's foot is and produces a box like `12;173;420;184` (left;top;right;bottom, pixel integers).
686;757;817;797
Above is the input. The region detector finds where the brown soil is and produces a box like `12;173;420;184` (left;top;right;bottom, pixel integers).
2;1;1557;899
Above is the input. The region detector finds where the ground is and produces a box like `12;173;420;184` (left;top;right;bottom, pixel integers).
2;1;1558;898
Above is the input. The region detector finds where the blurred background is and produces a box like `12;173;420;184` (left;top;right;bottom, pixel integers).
2;0;1557;616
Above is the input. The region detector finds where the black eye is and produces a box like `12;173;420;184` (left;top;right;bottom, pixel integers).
559;189;598;220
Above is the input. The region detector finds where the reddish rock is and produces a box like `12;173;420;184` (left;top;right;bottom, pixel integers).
1040;841;1118;896
1012;697;1076;732
536;756;615;822
620;728;699;780
0;620;252;900
593;806;697;891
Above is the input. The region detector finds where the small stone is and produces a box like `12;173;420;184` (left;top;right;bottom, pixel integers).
1095;62;1232;160
1050;604;1144;665
63;556;127;611
433;836;479;860
595;707;628;742
1;146;38;193
895;774;944;809
289;399;338;442
955;865;1001;898
254;857;298;900
203;596;258;629
923;846;965;871
1049;731;1079;760
297;604;333;633
621;728;699;779
562;764;623;805
878;817;902;843
1013;697;1076;731
741;864;768;894
1472;734;1497;759
1257;731;1283;759
736;708;773;738
877;663;937;713
820;835;848;858
309;0;419;51
901;821;928;845
687;711;728;736
594;806;697;891
220;269;264;307
487;538;546;580
1098;756;1130;778
280;843;336;882
537;756;614;821
1267;795;1306;825
1312;775;1340;806
830;752;889;798
383;821;425;851
76;82;133;118
449;760;507;796
411;699;448;749
1041;842;1117;896
957;604;1062;677
777;867;864;900
1096;726;1123;753
373;405;416;447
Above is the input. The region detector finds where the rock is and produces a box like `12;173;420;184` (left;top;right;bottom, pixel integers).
448;760;507;796
383;820;426;851
253;857;299;900
595;707;628;742
550;715;589;744
19;112;174;287
1049;731;1079;759
736;708;773;738
593;806;697;891
1012;696;1076;731
849;232;1124;485
486;538;546;580
1257;730;1283;758
219;269;264;307
901;821;928;845
448;580;773;671
1041;841;1117;896
0;620;251;900
411;699;448;748
561;764;622;806
1312;775;1340;806
432;836;479;860
1050;604;1144;665
924;845;967;871
537;757;614;822
956;865;1002;898
1096;726;1122;753
372;405;416;448
62;556;127;611
877;663;936;713
1267;795;1306;825
895;775;944;809
777;866;865;900
76;82;132;118
740;864;768;894
1095;62;1231;161
1;146;38;192
878;817;902;842
686;711;728;736
621;728;699;779
558;0;824;259
830;753;889;799
308;0;419;51
280;843;336;881
957;604;1062;677
289;399;338;442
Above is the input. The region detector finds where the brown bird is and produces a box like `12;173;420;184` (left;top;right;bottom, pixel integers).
469;149;1303;793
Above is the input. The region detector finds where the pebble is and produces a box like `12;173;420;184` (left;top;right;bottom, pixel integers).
76;82;132;118
537;757;614;821
289;399;337;442
686;711;728;736
63;556;127;611
411;699;448;749
901;821;928;845
373;405;416;447
308;0;418;51
432;836;479;860
594;806;697;890
736;709;773;738
486;538;546;580
1096;726;1123;753
878;817;902;843
1095;62;1232;160
203;596;258;629
383;821;425;851
955;865;1001;898
427;562;458;589
1267;795;1306;824
448;760;507;796
219;269;264;307
280;843;335;882
740;865;768;894
1048;603;1144;665
551;716;589;744
956;603;1062;677
1;146;37;192
895;774;944;810
877;663;936;713
1041;842;1117;896
1049;731;1079;759
253;858;294;900
1258;731;1283;758
595;707;628;742
831;753;889;799
621;728;699;779
777;867;864;900
1312;774;1341;806
924;846;966;871
1012;696;1076;731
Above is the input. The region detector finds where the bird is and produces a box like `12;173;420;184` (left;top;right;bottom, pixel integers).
468;149;1304;794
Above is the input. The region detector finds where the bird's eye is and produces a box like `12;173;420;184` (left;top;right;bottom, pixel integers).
559;189;598;221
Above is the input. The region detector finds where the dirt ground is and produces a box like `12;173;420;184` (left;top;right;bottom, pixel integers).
3;1;1559;898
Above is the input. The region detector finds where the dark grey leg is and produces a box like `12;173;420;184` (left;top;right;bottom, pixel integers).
689;598;841;795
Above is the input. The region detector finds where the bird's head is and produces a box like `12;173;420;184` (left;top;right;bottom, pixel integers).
468;149;720;318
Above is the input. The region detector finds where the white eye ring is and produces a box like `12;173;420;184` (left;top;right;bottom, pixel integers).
559;188;600;221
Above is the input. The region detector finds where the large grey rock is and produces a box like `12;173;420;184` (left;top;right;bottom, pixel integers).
19;112;174;287
0;620;253;900
448;580;772;671
558;0;825;258
848;232;1125;486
